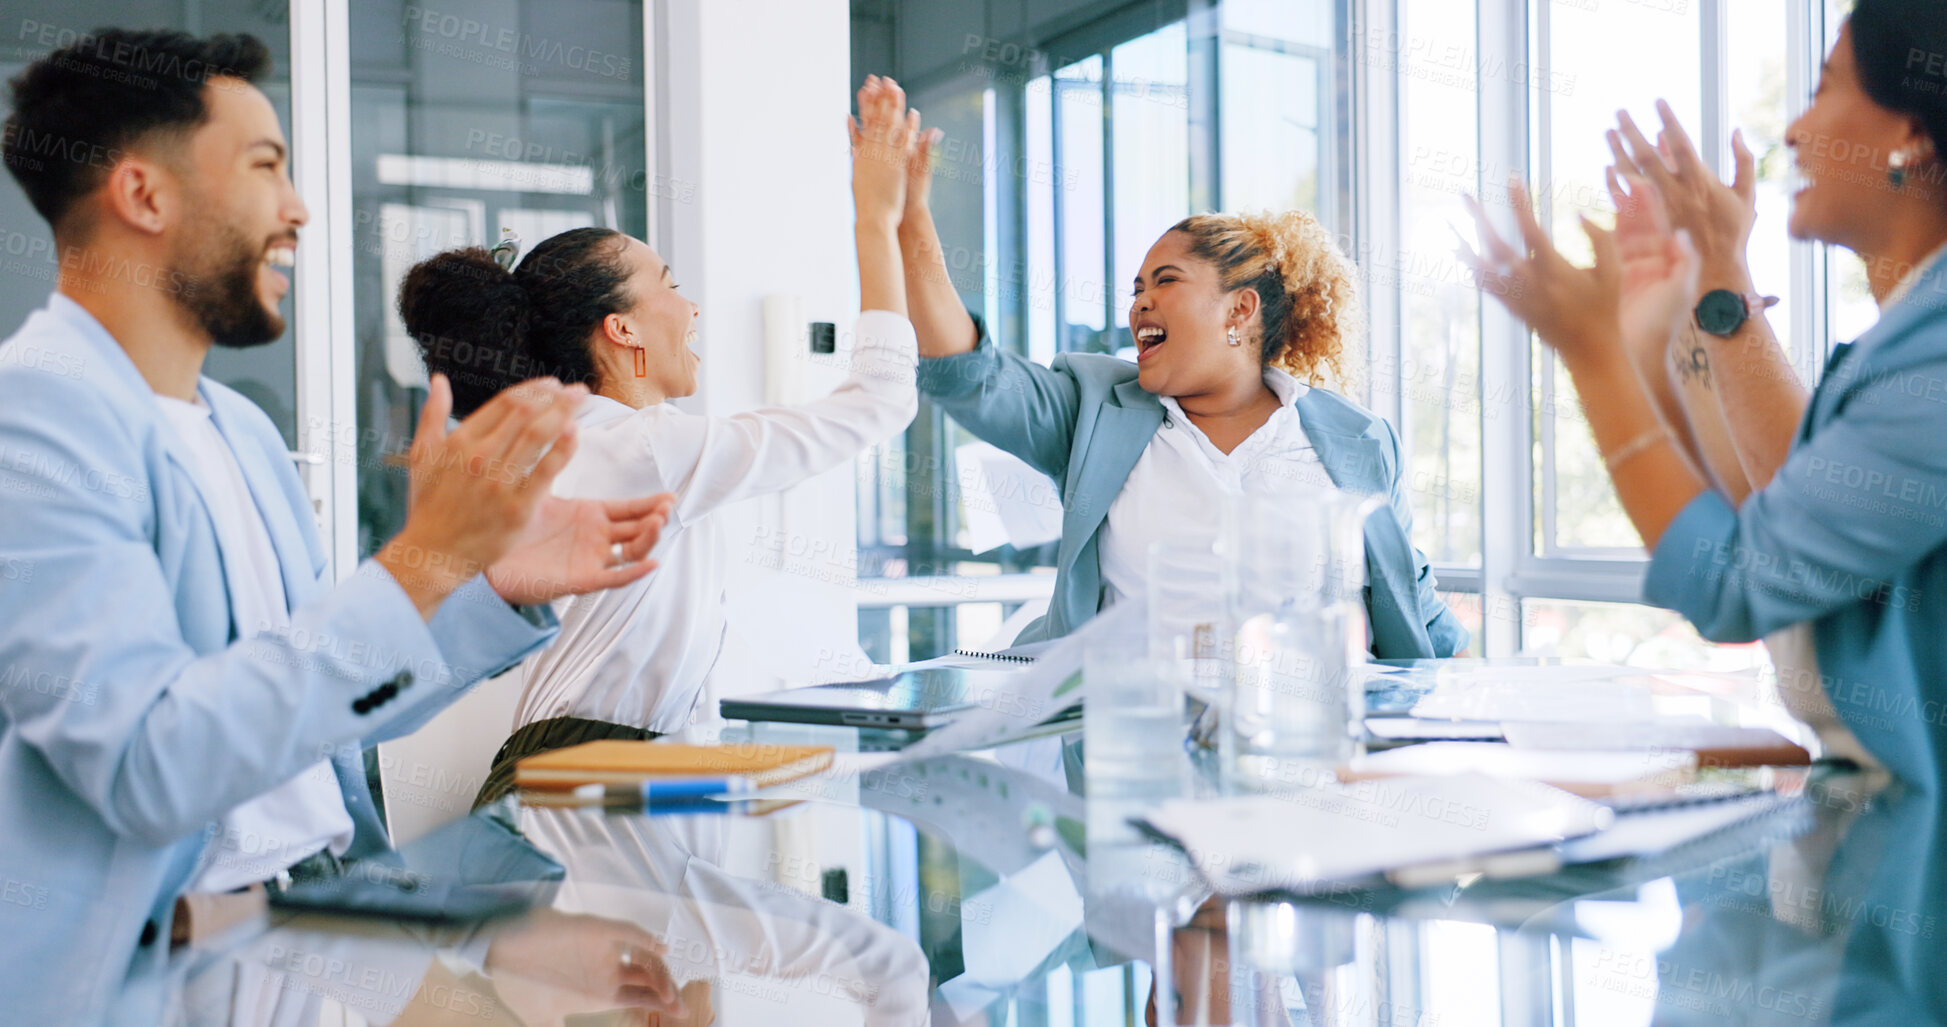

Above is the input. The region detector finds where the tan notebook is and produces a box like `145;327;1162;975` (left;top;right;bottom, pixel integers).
514;741;835;790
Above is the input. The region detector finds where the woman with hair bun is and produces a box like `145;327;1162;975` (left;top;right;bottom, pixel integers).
397;76;925;803
896;126;1465;658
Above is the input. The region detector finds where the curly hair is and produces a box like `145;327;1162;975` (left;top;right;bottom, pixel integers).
397;227;635;417
1168;209;1361;389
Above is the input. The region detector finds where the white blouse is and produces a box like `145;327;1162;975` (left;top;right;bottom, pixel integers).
514;310;918;732
1097;367;1346;644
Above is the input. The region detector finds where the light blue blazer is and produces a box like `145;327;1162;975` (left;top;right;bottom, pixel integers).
917;330;1467;659
0;295;557;1024
1646;250;1947;791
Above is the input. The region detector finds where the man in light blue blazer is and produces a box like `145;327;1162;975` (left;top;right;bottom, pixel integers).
0;30;669;1023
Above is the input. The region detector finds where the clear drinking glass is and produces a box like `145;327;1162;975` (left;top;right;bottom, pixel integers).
1218;492;1379;791
1147;535;1228;706
1083;629;1187;786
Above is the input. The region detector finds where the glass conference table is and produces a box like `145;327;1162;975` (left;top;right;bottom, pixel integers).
163;660;1942;1026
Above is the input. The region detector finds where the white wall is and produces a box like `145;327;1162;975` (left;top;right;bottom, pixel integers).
663;0;876;707
662;11;880;1024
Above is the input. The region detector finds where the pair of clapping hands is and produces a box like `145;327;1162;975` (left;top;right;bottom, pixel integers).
1459;100;1755;376
375;375;676;619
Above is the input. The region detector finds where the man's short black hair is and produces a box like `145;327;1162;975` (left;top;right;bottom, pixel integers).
2;29;271;235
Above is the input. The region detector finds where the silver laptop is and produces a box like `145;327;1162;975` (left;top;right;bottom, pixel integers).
720;667;1070;731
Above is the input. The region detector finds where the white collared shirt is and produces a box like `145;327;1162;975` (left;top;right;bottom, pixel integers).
1098;367;1343;640
156;394;354;892
514;310;918;732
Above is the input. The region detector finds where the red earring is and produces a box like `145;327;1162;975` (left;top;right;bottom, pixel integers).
634;348;647;378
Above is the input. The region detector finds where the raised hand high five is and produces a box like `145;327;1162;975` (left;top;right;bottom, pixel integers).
847;74;921;232
903;111;944;225
848;75;920;317
1608;100;1805;494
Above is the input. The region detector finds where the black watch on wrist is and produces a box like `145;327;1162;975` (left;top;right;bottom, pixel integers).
1693;288;1775;337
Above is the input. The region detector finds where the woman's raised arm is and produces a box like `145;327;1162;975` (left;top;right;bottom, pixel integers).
847;74;917;318
894;110;979;358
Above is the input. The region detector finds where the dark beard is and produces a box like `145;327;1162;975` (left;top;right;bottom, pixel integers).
172;213;285;350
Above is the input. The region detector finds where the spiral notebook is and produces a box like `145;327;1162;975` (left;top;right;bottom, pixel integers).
952;649;1036;664
950;638;1057;664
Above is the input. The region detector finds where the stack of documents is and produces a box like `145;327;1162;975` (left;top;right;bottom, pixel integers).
1137;773;1612;897
1340;741;1697;799
1375;666;1812;769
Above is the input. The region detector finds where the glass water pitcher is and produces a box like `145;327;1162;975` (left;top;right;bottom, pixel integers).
1218;490;1382;791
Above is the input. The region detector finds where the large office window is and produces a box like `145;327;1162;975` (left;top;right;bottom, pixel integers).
1219;1;1334;218
1395;0;1484;572
1109;23;1189;334
1532;0;1704;555
853;1;1349;663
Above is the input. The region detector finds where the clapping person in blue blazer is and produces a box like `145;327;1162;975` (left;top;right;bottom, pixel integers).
893;121;1465;658
0;30;674;1023
1463;0;1947;786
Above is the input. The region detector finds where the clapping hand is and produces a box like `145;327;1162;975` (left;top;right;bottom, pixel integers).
1607;100;1757;284
1457;179;1623;364
380;375;674;618
1611;173;1702;369
486;488;673;605
485;909;686;1021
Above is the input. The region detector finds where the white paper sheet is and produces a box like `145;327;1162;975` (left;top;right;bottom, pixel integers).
1409;670;1661;723
1348;741;1696;785
1139;773;1612;896
955;441;1064;554
891;602;1141;760
960;849;1086;986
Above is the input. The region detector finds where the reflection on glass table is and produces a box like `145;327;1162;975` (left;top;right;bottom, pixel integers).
166;665;1937;1026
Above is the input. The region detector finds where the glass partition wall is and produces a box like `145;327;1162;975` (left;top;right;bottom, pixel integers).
347;0;647;556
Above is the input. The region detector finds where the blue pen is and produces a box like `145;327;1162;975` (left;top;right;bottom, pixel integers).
529;777;760;808
621;777;757;802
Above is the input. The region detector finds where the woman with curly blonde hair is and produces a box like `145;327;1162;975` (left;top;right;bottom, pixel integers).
896;131;1463;658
